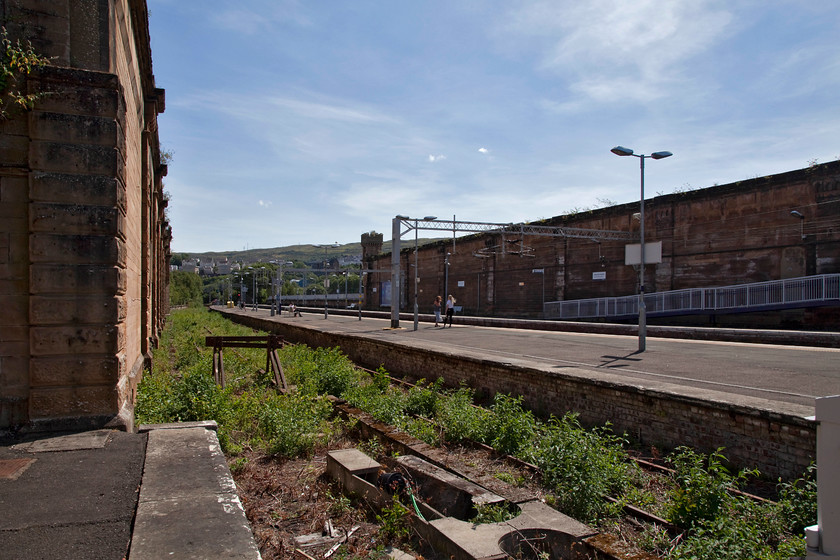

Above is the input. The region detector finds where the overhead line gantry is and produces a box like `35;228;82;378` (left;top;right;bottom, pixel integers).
389;216;638;328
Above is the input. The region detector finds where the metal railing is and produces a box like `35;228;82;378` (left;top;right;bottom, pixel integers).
545;274;840;320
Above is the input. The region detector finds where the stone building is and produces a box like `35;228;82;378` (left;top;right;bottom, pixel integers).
0;0;168;432
366;161;840;328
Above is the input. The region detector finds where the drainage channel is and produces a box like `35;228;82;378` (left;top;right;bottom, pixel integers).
330;398;663;560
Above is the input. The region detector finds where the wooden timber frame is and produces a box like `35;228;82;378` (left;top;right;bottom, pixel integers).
205;335;288;392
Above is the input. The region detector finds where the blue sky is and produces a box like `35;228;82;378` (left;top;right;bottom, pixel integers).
148;1;840;253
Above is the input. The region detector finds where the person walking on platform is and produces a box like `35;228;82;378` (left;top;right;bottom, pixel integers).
444;295;456;328
433;295;442;327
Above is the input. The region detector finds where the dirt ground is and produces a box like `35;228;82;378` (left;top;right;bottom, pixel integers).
231;436;555;560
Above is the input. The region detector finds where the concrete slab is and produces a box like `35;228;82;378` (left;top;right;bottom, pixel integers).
128;426;260;560
11;429;111;452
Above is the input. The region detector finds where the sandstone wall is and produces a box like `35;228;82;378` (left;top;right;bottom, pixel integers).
0;0;167;431
368;162;840;327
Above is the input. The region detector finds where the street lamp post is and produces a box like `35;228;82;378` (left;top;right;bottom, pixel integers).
444;252;451;302
315;243;339;318
413;216;437;331
611;145;672;352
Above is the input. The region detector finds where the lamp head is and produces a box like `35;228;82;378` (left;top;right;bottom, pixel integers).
611;146;634;157
651;151;673;160
423;216;438;221
790;210;804;219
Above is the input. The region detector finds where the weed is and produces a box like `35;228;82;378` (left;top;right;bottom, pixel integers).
376;499;411;542
469;502;518;524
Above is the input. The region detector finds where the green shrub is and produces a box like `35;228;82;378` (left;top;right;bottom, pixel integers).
404;378;444;417
523;412;632;523
434;385;491;443
488;393;536;456
777;463;817;534
666;447;752;529
256;393;332;457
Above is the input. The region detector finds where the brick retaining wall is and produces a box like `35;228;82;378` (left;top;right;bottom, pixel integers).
218;310;816;481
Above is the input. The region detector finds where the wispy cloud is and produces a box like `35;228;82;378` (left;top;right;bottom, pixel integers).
258;200;272;208
478;147;489;154
209;0;311;34
428;154;446;162
498;0;735;105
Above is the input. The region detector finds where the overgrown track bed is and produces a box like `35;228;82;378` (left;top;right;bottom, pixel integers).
140;308;815;560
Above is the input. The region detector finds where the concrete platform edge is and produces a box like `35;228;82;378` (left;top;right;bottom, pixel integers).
128;423;261;560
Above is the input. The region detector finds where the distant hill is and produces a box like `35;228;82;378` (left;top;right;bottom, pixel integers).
173;238;446;266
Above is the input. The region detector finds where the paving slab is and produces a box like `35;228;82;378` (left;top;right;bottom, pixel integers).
128;426;260;560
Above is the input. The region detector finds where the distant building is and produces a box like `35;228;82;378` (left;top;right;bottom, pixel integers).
216;258;232;275
181;259;200;274
365;162;840;329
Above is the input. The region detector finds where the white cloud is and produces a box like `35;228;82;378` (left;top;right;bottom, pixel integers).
478;147;489;154
258;200;272;207
498;0;736;105
428;154;446;162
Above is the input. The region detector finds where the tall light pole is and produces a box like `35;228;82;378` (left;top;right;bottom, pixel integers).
444;252;451;301
315;243;339;318
412;216;437;331
611;146;672;352
277;261;293;315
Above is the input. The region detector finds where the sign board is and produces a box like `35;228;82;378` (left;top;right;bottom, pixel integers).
625;241;662;265
458;280;465;287
592;271;606;281
532;268;544;273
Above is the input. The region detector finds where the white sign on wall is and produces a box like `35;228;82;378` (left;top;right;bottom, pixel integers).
625;241;663;265
458;280;465;287
592;271;606;280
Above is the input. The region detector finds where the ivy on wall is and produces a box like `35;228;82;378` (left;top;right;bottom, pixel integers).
0;27;50;120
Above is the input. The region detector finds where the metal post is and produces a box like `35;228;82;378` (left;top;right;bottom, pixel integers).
413;220;419;331
638;156;646;352
611;146;671;352
390;217;402;328
358;270;364;321
444;252;450;300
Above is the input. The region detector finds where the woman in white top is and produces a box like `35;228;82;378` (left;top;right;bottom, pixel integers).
444;295;456;328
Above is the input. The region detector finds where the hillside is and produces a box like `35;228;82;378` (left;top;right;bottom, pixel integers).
173;238;446;266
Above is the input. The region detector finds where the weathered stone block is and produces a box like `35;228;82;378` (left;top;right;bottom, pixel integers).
0;175;30;203
0;232;9;265
30;355;120;387
30;111;117;145
34;67;120;116
0;131;30;165
30;325;120;355
30;263;125;294
29;385;118;418
29;202;122;236
30;172;123;208
29;140;119;175
29;233;124;264
30;294;124;324
0;294;28;324
0;396;29;427
0;356;30;388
